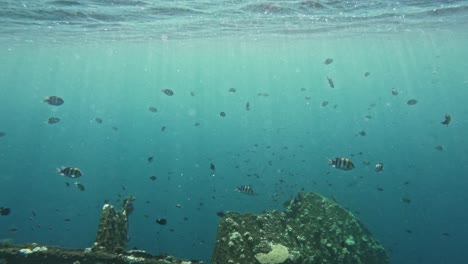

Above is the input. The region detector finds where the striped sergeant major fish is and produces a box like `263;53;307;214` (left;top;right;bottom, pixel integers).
328;158;354;171
43;96;64;106
57;167;83;178
235;185;255;195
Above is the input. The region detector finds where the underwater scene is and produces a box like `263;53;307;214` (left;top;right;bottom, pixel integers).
1;1;468;264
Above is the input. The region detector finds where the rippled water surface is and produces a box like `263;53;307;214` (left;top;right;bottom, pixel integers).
1;0;468;41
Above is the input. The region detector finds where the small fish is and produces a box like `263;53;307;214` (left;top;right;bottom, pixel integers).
210;163;216;171
228;88;236;93
245;102;250;111
358;131;366;136
407;99;418;105
194;122;200;127
391;89;398;96
57;167;83;178
219;111;226;117
327;77;335;88
190;91;195;96
148;106;157;113
162;89;174;96
435;145;444;152
321;101;329;107
377;187;384;191
324;58;333;65
43;96;64;106
375;163;384;172
0;132;6;138
441;114;451;126
235;185;255;195
112;126;118;131
405;229;412;234
149;175;157;181
216;211;226;217
328;158;354;171
300;87;306;91
156;218;167;225
148;156;154;163
75;182;85;191
441;232;451;237
0;207;11;216
161;126;166;132
65;182;70;187
401;197;411;203
95;118;103;124
47;117;60;124
364;72;370;77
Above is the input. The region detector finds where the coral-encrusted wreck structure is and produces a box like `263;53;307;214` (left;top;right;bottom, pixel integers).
212;192;389;264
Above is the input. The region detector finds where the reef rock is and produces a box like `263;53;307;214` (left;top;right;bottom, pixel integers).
212;192;389;264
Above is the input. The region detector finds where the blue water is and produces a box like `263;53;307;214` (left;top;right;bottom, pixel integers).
1;1;468;263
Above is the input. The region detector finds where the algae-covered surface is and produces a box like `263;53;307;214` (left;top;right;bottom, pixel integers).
0;243;202;264
212;192;389;264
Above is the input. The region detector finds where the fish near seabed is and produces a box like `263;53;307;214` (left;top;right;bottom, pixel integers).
235;185;255;195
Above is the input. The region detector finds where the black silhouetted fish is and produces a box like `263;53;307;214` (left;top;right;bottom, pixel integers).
75;182;85;191
47;117;60;124
324;58;333;65
246;102;250;111
228;88;236;93
327;77;335;88
435;145;444;151
0;207;11;216
407;99;418;105
95;118;103;124
216;211;226;217
364;72;370;77
156;218;167;225
401;197;411;203
162;89;174;96
148;106;157;113
321;101;329;107
43;96;64;106
210;163;216;171
148;156;154;163
441;114;451;126
149;175;157;181
219;112;226;117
